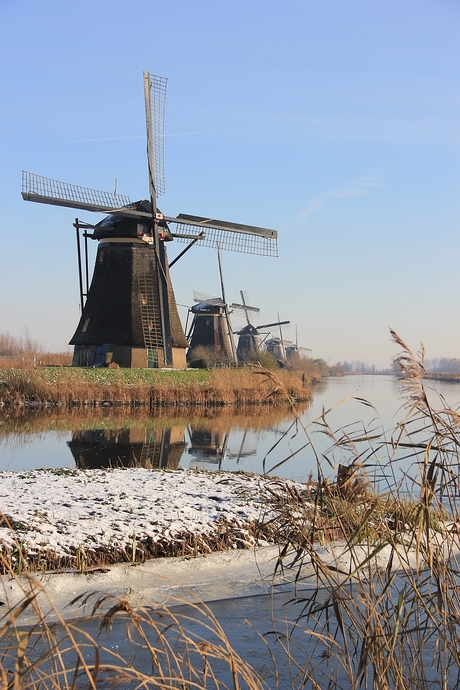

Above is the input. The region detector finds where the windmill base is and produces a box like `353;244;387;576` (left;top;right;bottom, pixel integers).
71;345;187;369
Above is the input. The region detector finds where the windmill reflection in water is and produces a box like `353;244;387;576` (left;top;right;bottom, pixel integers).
67;426;187;470
67;422;255;472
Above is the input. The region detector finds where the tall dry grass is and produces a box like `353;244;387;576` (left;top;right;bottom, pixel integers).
2;329;459;687
256;329;460;689
0;366;311;407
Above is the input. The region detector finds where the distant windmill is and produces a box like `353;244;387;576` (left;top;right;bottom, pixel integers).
285;325;312;362
234;293;289;362
22;72;278;368
187;250;260;362
236;321;290;362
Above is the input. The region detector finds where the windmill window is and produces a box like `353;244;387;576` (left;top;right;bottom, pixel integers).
82;318;90;332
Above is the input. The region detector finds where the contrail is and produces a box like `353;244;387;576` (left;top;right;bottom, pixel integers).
72;130;227;142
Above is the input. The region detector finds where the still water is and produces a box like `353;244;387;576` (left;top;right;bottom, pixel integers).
3;375;460;688
2;374;460;482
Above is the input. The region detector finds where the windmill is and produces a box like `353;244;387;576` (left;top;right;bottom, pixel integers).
263;313;292;365
236;321;291;362
186;250;260;363
21;72;278;369
234;292;289;362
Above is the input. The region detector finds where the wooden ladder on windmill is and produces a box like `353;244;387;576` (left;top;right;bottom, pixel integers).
138;272;163;367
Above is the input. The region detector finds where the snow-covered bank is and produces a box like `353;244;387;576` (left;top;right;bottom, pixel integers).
1;466;456;631
0;467;306;569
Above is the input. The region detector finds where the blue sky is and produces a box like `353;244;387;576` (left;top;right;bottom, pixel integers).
1;0;459;368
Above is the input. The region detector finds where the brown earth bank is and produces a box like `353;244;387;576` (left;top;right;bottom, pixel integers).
0;366;318;408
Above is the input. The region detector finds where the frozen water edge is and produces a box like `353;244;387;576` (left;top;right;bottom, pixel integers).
1;534;458;689
1;545;302;625
0;538;430;627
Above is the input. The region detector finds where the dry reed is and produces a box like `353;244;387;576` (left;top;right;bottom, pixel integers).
260;330;460;689
0;366;311;407
2;330;459;688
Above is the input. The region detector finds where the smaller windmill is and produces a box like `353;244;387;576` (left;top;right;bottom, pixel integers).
285;326;312;363
187;250;259;363
234;292;289;362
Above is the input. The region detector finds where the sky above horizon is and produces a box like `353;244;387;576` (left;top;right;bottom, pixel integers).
1;0;459;368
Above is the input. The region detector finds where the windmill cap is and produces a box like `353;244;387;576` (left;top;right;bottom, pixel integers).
92;200;173;240
191;302;225;314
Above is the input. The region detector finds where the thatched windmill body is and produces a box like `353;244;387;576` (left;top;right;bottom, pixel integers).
188;301;235;361
22;73;278;368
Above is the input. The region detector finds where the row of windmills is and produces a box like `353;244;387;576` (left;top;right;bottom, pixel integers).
21;72;284;369
186;284;292;365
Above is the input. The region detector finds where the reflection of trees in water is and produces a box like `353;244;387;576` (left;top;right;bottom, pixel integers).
67;427;187;470
0;402;310;437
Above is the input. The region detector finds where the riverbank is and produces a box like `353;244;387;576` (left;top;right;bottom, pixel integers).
0;463;436;575
0;468;293;572
0;366;317;408
426;372;460;382
2;342;460;688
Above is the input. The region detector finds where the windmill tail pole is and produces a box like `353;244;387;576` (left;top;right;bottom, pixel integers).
217;245;237;364
74;219;84;312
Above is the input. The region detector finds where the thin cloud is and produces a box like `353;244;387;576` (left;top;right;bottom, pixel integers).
70;135;144;143
72;131;227;143
300;170;386;219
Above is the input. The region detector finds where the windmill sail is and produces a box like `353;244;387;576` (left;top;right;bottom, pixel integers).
21;172;143;216
170;214;278;257
21;71;279;369
143;72;171;363
144;72;167;206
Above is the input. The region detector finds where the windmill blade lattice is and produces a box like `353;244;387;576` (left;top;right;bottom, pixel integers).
192;290;260;314
21;172;138;215
144;72;167;198
171;215;278;257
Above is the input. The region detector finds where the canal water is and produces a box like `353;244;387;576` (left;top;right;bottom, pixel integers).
1;374;460;483
2;374;460;688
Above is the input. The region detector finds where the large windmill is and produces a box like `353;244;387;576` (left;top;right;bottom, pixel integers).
22;72;278;369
